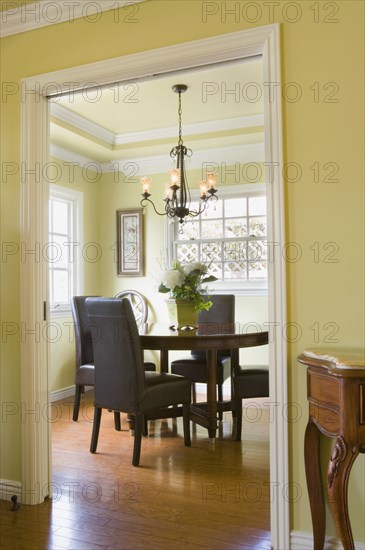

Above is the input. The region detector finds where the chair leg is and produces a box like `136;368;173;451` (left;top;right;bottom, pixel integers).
114;411;121;431
142;415;148;436
90;407;102;453
132;414;143;466
182;403;191;447
235;400;242;441
73;384;83;421
218;383;223;422
231;376;236;419
192;383;197;403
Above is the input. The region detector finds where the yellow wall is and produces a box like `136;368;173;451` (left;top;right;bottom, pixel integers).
48;159;100;391
1;0;364;541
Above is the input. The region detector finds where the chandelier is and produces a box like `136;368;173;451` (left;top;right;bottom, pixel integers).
140;84;218;224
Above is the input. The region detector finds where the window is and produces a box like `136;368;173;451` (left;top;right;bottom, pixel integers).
48;185;83;315
168;184;267;295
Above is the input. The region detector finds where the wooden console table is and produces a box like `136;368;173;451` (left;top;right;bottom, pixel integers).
298;349;365;550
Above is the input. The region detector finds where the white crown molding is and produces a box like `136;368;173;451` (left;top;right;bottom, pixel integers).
0;0;146;38
50;102;264;146
51;142;265;174
113;114;265;145
50;143;97;166
51;103;115;144
106;142;265;174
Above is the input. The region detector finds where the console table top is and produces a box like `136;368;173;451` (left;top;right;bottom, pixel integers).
301;348;365;370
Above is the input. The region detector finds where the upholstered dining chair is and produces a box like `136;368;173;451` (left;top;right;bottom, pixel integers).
114;289;155;372
232;331;269;441
71;295;155;428
85;297;191;466
170;294;235;419
71;295;100;423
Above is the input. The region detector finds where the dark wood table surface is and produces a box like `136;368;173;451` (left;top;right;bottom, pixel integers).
298;348;365;550
140;323;269;441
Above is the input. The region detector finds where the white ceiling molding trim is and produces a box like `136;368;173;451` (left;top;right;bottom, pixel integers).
104;143;265;174
51;103;115;144
0;0;146;38
50;142;265;174
114;114;265;145
50;102;264;146
50;144;97;167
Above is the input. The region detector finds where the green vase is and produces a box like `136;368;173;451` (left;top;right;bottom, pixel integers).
166;299;198;330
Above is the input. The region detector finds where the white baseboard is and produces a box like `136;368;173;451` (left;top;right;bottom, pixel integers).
290;530;365;550
50;384;75;402
0;479;22;502
50;385;94;403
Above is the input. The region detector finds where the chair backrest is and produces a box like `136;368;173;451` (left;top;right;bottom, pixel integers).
192;294;235;360
85;297;146;414
71;295;100;367
114;290;148;325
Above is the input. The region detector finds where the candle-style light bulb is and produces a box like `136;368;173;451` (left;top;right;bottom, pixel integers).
198;180;207;199
169;168;180;187
206;172;217;190
141;176;151;194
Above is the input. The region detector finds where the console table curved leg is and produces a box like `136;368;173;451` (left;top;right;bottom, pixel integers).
327;438;358;550
304;420;325;550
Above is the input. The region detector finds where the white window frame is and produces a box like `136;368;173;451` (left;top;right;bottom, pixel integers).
49;184;83;317
166;183;267;295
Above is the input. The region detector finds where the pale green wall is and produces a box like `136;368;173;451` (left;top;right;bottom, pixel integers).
48;159;100;392
0;0;364;541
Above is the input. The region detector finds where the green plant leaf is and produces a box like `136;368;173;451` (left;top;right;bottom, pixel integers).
158;283;170;293
202;275;218;283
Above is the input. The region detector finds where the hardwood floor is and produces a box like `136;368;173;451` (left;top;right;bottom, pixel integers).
0;392;270;550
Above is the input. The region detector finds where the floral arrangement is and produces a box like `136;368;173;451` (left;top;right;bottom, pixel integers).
158;260;217;313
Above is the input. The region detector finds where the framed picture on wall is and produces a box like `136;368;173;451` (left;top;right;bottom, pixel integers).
116;208;144;276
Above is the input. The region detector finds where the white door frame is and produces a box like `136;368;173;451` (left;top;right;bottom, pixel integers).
20;23;288;549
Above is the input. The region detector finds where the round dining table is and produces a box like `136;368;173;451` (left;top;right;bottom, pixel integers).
139;323;269;441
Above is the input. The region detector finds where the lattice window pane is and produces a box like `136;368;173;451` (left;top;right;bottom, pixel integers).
224;242;247;262
225;219;247;238
202;242;221;263
224;262;247;280
248;261;267;279
249;217;267;237
209;262;223;279
248;241;266;261
176;243;198;263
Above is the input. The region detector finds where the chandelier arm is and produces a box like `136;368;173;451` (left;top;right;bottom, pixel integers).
140;197;168;217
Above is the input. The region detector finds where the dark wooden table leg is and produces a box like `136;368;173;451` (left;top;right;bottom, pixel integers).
160;349;169;373
304;420;325;550
327;437;358;550
230;348;239;420
206;349;218;443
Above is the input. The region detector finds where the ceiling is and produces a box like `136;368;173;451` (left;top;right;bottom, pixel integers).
50;56;265;173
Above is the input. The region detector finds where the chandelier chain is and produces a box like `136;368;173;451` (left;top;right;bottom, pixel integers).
178;92;183;146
